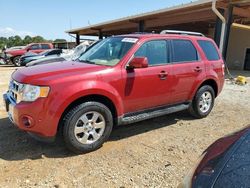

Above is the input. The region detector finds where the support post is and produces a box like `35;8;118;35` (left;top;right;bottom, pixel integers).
223;5;234;59
138;20;145;32
214;9;224;47
76;34;80;45
99;30;103;39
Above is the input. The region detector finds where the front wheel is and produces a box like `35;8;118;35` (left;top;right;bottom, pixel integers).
188;85;215;118
13;56;21;66
63;102;113;153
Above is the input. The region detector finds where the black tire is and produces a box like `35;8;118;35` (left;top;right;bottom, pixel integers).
63;102;113;154
13;56;21;67
188;85;215;118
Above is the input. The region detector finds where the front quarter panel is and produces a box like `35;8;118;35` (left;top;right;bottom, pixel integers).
45;71;124;136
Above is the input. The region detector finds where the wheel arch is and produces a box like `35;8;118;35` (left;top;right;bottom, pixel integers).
57;94;119;132
197;79;218;97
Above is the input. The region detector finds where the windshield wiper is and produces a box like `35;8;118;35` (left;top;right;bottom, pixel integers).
77;59;95;64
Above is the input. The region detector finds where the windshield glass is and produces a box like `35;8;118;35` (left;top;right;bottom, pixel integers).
39;50;50;55
77;37;137;66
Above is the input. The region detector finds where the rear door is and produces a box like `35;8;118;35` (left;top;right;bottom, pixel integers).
170;39;205;104
29;44;41;54
122;39;174;113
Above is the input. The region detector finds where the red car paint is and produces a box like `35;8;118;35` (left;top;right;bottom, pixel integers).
5;43;53;60
5;34;224;137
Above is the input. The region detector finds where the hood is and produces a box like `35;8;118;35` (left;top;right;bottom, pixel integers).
6;48;26;55
12;60;108;84
26;56;66;67
24;51;37;56
22;52;38;57
26;55;44;60
21;53;39;59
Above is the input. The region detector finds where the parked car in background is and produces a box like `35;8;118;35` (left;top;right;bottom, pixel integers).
18;49;62;66
7;46;26;50
26;41;94;67
180;125;250;188
4;43;53;66
3;31;224;153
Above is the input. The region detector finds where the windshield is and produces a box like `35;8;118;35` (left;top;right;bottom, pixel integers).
39;50;50;55
77;37;137;66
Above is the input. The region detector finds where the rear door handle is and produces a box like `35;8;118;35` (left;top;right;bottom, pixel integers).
194;67;202;72
158;71;168;80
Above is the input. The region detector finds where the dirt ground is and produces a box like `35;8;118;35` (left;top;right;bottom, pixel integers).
0;65;250;188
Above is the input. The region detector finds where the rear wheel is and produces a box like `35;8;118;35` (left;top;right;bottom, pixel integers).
188;85;215;118
63;102;113;153
13;56;21;66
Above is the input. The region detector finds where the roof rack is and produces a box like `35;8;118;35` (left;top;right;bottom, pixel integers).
160;30;205;37
132;32;154;34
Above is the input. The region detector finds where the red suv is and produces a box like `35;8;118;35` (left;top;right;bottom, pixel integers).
3;31;224;153
5;43;53;66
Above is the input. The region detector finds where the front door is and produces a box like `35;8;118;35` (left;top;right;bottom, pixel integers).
121;39;174;114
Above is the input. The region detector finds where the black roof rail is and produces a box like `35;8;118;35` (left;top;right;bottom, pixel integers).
132;32;154;34
160;30;205;37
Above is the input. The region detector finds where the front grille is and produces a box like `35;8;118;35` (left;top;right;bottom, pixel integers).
9;80;20;103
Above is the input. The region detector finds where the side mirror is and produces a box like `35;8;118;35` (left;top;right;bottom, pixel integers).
26;48;30;52
127;57;148;69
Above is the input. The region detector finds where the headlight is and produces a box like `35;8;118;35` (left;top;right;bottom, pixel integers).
19;84;50;102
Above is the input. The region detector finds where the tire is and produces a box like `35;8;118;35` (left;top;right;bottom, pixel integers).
13;56;21;67
188;85;215;118
63;102;113;154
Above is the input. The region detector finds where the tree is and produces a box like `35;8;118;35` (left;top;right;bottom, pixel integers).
54;39;67;43
0;37;8;49
23;35;32;45
32;36;46;43
0;35;66;50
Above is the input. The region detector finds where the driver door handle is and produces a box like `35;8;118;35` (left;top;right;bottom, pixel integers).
158;71;168;80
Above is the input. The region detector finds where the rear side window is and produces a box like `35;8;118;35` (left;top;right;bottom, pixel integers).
198;40;220;61
41;44;50;49
30;44;40;50
172;40;198;63
134;40;168;66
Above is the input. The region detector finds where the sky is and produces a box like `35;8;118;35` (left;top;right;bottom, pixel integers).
0;0;193;41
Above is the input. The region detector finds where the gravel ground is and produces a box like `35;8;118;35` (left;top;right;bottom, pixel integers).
0;65;250;188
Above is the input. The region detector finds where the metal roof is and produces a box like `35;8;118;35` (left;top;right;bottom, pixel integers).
66;0;250;36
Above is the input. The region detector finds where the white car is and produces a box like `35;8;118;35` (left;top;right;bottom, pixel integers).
26;41;95;67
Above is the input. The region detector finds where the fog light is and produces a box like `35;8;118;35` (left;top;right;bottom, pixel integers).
22;116;32;127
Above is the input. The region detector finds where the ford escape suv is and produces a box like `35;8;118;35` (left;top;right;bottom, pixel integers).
3;30;225;153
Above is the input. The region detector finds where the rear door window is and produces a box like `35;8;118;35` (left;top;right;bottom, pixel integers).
171;39;199;63
134;40;169;66
198;40;220;61
41;44;50;49
30;44;40;50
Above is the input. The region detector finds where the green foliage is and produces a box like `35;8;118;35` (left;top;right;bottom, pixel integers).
54;39;67;43
0;35;66;50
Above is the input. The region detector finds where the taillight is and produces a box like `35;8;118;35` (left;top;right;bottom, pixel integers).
222;63;225;76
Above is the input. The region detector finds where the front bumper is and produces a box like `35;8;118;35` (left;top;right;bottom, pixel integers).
3;93;15;123
3;92;58;138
